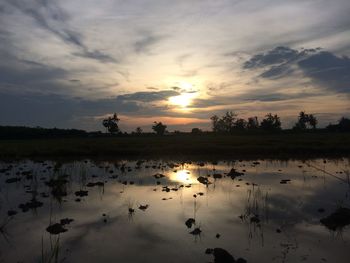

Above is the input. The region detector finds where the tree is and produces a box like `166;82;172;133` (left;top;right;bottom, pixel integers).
222;111;236;132
247;116;259;130
296;111;308;129
234;118;247;130
191;128;202;134
152;122;167;135
338;117;350;132
210;115;219;133
135;127;143;134
260;113;281;131
293;111;318;130
211;111;237;133
308;114;317;129
102;113;120;134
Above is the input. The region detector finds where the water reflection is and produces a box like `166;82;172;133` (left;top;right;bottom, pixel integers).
170;169;197;184
0;159;349;262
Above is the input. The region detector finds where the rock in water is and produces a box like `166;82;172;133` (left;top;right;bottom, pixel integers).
213;248;235;263
185;218;195;228
205;248;247;263
197;176;209;185
75;190;88;197
320;207;350;231
60;218;74;225
46;223;67;235
227;168;244;179
190;227;201;235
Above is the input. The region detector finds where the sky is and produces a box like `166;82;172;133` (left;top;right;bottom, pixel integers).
0;0;349;132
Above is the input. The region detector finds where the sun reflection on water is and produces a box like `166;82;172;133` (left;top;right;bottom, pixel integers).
170;169;196;184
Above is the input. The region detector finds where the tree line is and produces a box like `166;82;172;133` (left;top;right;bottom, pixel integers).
101;111;350;135
0;111;348;139
0;126;87;139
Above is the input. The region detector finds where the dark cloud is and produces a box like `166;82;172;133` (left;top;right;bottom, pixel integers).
0;91;143;129
117;90;180;102
0;92;77;127
244;46;301;68
298;51;350;93
243;46;318;79
5;0;117;63
259;64;294;79
236;89;320;102
243;46;350;93
73;49;118;63
0;61;66;86
0;89;182;130
0;48;74;96
7;0;83;46
190;91;317;109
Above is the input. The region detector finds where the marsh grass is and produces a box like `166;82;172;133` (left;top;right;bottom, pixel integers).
0;217;12;242
240;186;269;246
0;133;349;159
41;235;61;263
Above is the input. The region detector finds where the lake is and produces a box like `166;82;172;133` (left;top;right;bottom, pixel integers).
0;158;349;263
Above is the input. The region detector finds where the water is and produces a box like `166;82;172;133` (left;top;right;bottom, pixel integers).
0;158;349;263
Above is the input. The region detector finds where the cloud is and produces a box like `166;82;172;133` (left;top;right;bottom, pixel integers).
133;31;165;54
243;46;318;79
244;46;303;68
0;61;66;86
0;89;182;130
298;51;350;93
73;49;118;63
1;1;349;130
243;46;350;92
116;90;180;102
176;53;192;67
0;54;69;95
0;92;78;127
5;0;117;63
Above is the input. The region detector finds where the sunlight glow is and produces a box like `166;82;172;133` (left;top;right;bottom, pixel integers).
179;81;194;90
168;93;196;108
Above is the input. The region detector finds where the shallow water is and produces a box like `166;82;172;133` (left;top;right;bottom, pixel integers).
0;158;349;263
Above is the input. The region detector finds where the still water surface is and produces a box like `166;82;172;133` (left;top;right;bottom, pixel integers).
0;158;349;263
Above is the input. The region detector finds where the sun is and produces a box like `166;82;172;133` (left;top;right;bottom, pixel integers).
169;93;194;108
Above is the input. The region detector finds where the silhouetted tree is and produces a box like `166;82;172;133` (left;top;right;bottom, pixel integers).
293;111;318;130
211;111;237;133
234;118;247;130
222;111;236;132
210;115;220;133
152;122;167;135
247;116;259;130
308;114;317;129
102;113;120;134
191;128;202;134
135;127;143;134
326;117;350;132
260;113;281;131
338;117;350;131
296;111;308;129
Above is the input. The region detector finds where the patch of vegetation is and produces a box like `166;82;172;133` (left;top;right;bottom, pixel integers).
0;132;349;159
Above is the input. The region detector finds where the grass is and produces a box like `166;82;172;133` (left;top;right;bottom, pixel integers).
0;132;349;159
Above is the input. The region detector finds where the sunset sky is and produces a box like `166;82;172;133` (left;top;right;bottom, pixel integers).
0;0;349;131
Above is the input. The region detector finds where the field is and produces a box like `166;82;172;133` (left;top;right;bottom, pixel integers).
0;132;349;159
